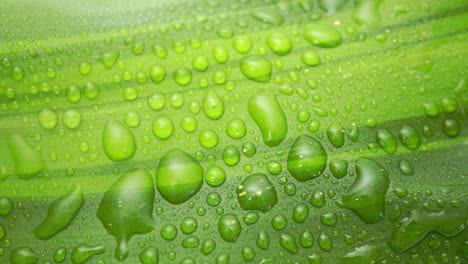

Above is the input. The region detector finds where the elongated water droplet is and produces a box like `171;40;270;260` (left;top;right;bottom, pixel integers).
219;214;242;242
97;170;154;261
33;186;84;240
279;233;298;254
342;245;381;264
156;149;203;205
251;9;284;25
327;123;345;148
303;24;342;48
266;32;292;56
257;230;270;249
287;135;327;182
352;0;383;26
398;125;420;150
102;120;136;161
248;91;287;147
149;64;166;84
71;244;105;264
376;128;397;154
10;247;38;264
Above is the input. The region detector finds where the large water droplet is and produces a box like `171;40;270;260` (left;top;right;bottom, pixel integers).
341;158;390;224
97;170;154;261
156;149;203;205
10;247;38;264
287;135;327;182
218;214;241;242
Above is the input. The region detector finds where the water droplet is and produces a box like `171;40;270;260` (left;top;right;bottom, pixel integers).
203;89;224;120
320;212;337;227
301;50;321;66
62;109;81;129
78;61;92;75
310;190;326;208
318;232;332;252
243;211;260;225
123;87;138;101
139;246;158;264
9;135;44;179
192;55;209;72
201;239;216;255
219;214;242;242
327;123;345;148
233;36;253;54
280;233;298;254
398;159;414;176
152;116;174;140
242;246;255;262
257;230;270;250
156;149;203;204
66;85;81;103
389;208;466;253
342;158;390;224
376;128;397;154
293;203;309;223
251;9;284;25
212;45;229;64
97;170;154;260
102;120;136;161
248;91;287;146
149;64;166;84
98;51;120;69
206;191;222;207
287;135;327;182
342;245;381;264
330;159;348;179
180;116;197;132
71;244;105;264
174;67;192;86
205;165;226;187
125;111;140;128
226;118;246;139
318;0;347;14
266;161;282;175
303;24;342;48
11;66;25;81
161;224;178;241
351;0;382;26
442;97;458;113
271;214;287;230
239;55;272;82
300;230;314;248
33;187;84;240
53;247;67;263
423;102;439;117
181;217;198;235
151;43;167;58
266;32;292;56
83;82;100;99
442;119;460;137
0;197;13;216
37;108;58;129
199;129;219;149
398;125;420;150
242;141;257;157
236;173;278;212
10;247;38;264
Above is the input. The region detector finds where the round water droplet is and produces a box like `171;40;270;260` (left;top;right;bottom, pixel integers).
152;116;174;140
287;135;327;181
330;159;348;179
233;36;253;54
310;190;326;208
266;161;282;175
266;32;292;56
236;173;278;212
125;111;140;128
201;239;216;255
303;23;342;48
181;217;198;235
139;246;158;264
239;55;272;82
192;56;209;72
442;119;460;137
271;214;287;230
318;232;332;252
223;145;240;166
156;149;204;204
149;64;166;84
11;66;25;81
398;125;420;150
180;116;197;132
300;230;314;248
293;203;309;223
219;214;241;242
123;87;138;101
147;93;166;111
62;109;81;129
83;82;99;99
242;246;255;262
242;142;257;157
174;67;192;86
206;192;222;207
226;119;246;139
205;165;226;187
301;50;321;66
53;247;67;263
66;85;81;103
320;212;337;226
199;129;218;149
213;45;229;64
102;120;137;161
161;224;178;241
243;211;259;225
37;108;58;129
